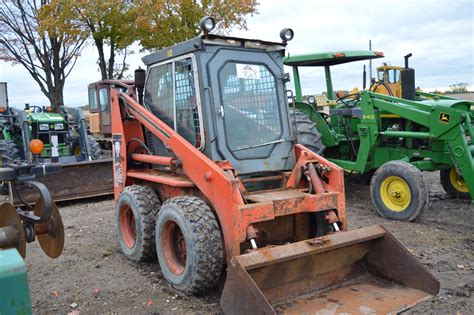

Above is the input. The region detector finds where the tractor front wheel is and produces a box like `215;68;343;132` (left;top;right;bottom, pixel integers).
370;161;429;221
116;185;161;261
155;196;224;294
71;136;102;160
440;167;470;199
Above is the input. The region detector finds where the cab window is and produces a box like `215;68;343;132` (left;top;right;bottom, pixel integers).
144;56;202;149
98;88;111;125
88;88;98;111
389;69;400;83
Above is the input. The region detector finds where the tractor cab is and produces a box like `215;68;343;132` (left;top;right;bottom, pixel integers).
372;53;416;100
88;80;135;137
141;29;296;175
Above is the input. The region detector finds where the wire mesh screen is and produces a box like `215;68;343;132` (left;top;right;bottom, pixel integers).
144;63;174;129
219;63;282;159
144;58;201;148
175;58;200;147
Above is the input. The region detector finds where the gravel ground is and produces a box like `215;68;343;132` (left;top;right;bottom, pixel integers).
21;171;473;314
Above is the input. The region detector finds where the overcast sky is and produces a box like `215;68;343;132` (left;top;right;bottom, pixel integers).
0;0;472;108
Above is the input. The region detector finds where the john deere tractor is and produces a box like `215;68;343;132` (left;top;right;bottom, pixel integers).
284;51;473;221
0;103;101;164
0;82;112;201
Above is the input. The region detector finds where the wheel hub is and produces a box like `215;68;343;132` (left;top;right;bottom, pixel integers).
380;176;411;212
162;221;186;275
119;205;136;249
449;167;468;193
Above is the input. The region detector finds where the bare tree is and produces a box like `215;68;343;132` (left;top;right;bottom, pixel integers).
0;0;86;112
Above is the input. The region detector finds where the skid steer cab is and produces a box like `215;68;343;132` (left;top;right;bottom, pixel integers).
111;17;438;314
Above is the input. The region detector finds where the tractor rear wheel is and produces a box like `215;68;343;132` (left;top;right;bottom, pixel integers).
155;196;224;294
440;167;470;200
116;185;161;261
289;108;325;155
0;140;20;165
0;140;20;195
370;161;429;221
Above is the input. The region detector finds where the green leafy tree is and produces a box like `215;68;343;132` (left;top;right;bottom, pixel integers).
71;0;137;80
0;0;87;111
42;0;258;80
134;0;259;50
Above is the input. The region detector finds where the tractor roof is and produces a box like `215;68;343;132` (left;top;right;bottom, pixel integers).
142;34;286;66
283;50;384;67
88;80;134;89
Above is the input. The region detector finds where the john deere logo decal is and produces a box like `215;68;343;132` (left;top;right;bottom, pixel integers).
439;112;450;124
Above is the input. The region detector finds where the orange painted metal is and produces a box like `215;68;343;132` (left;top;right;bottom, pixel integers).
131;153;177;166
127;169;195;187
111;90;347;260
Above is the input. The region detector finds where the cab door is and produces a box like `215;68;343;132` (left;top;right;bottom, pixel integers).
207;49;294;175
97;85;112;135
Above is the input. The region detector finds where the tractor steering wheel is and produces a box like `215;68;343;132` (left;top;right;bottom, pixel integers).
336;93;361;109
28;106;43;113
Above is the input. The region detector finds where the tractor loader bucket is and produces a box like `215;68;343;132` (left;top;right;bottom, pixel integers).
12;159;113;205
221;225;439;314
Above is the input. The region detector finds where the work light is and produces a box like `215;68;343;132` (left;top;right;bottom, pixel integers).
308;95;316;105
279;28;294;42
199;16;216;33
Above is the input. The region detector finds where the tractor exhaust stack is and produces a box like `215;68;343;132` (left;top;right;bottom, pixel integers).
221;225;439;314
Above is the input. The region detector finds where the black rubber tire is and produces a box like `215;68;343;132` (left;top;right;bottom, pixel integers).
116;185;161;261
71;136;102;160
370;161;429;221
0;140;20;166
88;136;102;160
289;108;325;155
0;140;20;195
440;168;470;200
155;196;224;294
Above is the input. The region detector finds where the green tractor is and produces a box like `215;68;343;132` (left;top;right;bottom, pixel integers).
0;102;101;165
0;82;112;201
283;51;473;221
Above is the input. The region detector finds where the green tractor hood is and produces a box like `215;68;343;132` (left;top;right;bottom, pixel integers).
28;112;65;123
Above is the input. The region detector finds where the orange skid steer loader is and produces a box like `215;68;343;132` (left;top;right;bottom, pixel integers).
111;17;438;314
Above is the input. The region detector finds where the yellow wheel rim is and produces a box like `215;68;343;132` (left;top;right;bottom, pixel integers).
449;167;468;193
74;145;82;156
380;176;411;212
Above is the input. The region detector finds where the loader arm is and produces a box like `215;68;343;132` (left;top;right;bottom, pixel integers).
111;90;245;258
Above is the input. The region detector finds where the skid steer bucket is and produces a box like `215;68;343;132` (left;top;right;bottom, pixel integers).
12;159;113;205
221;225;438;314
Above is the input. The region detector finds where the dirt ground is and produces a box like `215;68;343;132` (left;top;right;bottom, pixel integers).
22;171;473;314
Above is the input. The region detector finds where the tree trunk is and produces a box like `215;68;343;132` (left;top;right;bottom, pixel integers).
107;40;116;79
95;38;108;80
49;87;64;113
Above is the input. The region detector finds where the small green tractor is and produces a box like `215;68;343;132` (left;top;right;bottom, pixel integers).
284;51;473;221
0;82;112;202
0;104;101;165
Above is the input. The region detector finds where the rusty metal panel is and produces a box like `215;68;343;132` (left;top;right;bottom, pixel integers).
13;159;113;205
221;225;439;314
